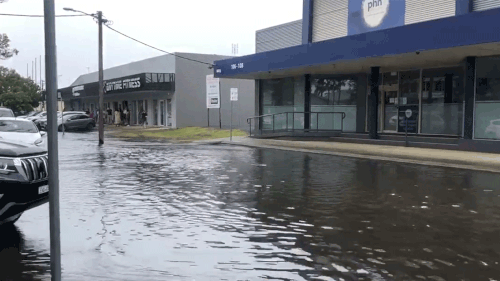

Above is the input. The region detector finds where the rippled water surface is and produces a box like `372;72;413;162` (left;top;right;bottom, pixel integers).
2;132;500;280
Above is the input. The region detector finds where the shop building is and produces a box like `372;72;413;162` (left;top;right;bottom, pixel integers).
59;52;254;129
214;0;500;152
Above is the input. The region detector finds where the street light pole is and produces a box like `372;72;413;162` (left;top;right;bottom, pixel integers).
97;11;104;146
43;0;62;280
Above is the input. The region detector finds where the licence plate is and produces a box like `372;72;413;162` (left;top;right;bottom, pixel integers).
38;185;49;194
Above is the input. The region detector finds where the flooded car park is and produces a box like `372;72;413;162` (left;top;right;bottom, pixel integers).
2;132;500;280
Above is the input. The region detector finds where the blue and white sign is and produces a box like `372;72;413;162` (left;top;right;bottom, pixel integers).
348;0;405;35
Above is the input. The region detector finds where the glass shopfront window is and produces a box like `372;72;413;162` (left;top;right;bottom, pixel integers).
475;56;500;140
310;76;359;132
261;77;303;130
421;67;464;135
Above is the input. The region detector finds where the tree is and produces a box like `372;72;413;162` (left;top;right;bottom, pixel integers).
0;67;41;112
0;34;18;60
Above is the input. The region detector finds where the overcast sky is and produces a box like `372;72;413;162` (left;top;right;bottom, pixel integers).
0;0;302;87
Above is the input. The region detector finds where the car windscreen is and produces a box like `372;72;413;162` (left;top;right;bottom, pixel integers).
0;120;38;133
0;109;14;117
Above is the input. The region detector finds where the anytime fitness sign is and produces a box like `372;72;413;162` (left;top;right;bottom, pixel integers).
105;77;141;93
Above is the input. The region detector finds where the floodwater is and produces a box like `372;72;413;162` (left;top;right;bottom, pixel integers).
1;132;500;281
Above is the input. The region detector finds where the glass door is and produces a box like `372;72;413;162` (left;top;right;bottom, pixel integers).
160;100;165;126
153;100;158;126
166;99;172;126
382;72;399;132
398;70;420;133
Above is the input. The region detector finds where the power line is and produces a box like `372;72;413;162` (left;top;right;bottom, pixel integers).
0;13;87;17
104;25;214;67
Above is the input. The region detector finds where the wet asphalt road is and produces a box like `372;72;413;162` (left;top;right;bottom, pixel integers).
1;132;500;281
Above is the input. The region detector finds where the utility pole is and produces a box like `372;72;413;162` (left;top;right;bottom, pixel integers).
63;7;107;145
35;58;37;85
43;0;62;280
40;55;42;88
97;11;105;146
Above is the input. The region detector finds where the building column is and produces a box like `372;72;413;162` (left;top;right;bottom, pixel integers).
368;67;380;139
464;56;476;139
304;74;311;130
456;0;472;15
302;0;314;44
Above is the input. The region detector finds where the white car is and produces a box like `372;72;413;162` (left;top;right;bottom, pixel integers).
0;117;46;146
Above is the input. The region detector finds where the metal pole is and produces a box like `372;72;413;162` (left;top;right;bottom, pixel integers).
207;109;209;127
230;100;233;141
405;116;408;147
219;80;222;129
35;58;37;85
98;11;104;146
40;55;42;88
32;61;34;80
61;103;64;135
27;63;28;78
286;112;289;132
43;0;61;280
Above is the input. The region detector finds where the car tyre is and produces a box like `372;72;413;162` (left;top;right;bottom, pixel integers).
87;123;93;131
58;125;66;132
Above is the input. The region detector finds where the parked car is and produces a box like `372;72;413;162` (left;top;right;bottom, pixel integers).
18;111;42;119
38;111;87;131
0;118;46;146
35;111;84;130
0;107;15;118
0;139;49;226
58;114;95;131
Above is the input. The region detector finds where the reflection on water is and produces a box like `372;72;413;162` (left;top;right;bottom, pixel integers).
2;132;500;280
0;224;50;281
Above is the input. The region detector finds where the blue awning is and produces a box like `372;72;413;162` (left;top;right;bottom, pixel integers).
214;8;500;79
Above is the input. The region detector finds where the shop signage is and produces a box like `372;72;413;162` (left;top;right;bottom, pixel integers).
230;88;238;101
363;0;389;28
398;105;418;133
72;85;84;97
348;0;405;36
206;75;220;109
105;77;141;93
405;109;412;118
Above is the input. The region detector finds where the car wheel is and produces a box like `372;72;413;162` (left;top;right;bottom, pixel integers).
58;125;66;132
86;123;93;131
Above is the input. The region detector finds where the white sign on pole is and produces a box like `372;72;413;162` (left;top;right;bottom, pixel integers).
206;75;220;109
230;88;238;101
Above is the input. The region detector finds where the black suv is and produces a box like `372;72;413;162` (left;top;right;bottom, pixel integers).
0;140;49;226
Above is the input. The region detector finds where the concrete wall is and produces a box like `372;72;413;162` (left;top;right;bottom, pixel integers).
71;55;176;86
174;53;255;130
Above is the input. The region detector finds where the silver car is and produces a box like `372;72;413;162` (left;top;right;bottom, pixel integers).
0;107;15;118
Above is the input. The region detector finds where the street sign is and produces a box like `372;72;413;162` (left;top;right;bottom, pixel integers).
230;88;238;101
206;75;220;109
